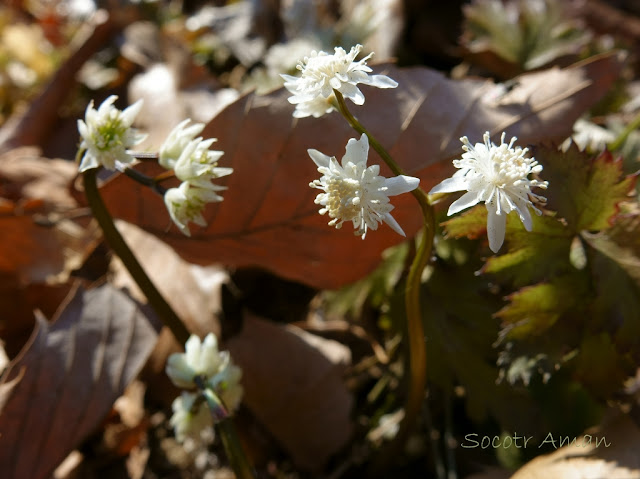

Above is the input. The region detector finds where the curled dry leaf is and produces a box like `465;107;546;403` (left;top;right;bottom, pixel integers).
99;53;623;289
0;148;98;356
0;284;161;479
225;313;353;470
511;411;640;479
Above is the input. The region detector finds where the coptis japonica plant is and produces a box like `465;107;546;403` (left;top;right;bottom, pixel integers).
75;96;252;478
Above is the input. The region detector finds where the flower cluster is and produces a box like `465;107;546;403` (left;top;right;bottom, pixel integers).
309;134;419;238
166;333;243;443
281;44;397;118
429;132;548;252
77;95;145;172
159;120;233;236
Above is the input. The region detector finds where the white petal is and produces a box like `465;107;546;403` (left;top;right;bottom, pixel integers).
343;134;369;165
486;207;506;253
340;83;365;105
78;153;99;172
308;149;331;168
514;199;533;231
382;212;406;237
363;74;398;89
448;191;480;215
121;98;143;125
384;175;420;196
429;176;469;194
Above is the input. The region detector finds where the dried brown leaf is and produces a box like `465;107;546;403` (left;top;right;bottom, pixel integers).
226;313;353;470
511;411;640;479
0;284;160;479
100;53;623;289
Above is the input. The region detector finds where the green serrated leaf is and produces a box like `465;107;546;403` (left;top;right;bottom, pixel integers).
536;144;636;232
483;213;572;286
495;276;586;340
571;333;634;398
441;204;489;240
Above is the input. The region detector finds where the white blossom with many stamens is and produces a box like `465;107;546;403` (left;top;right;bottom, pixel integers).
77;95;145;172
309;134;419;238
281;44;397;118
429;132;548;253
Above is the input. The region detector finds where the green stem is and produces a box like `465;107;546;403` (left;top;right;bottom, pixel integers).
609;109;640;151
218;419;256;479
334;91;435;456
194;376;256;479
82;168;191;345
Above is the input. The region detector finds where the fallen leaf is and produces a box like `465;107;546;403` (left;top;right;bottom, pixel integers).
225;313;353;470
110;220;225;338
99;53;623;289
0;284;161;479
511;410;640;479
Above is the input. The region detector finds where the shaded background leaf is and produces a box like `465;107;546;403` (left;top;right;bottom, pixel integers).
99;53;623;289
0;284;160;479
225;313;353;471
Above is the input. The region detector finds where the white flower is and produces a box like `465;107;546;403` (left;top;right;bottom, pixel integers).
166;333;244;413
281;44;397;118
170;391;214;443
208;358;243;413
173;137;233;190
166;334;225;388
429;132;548;253
164;182;223;236
159;119;205;170
566;118;615;152
77;95;145;172
309;134;419;238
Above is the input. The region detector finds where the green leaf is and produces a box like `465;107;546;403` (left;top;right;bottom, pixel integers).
441;204;489;240
495;275;586;340
536;144;636;232
570;333;634;399
419;257;536;427
483;213;572;287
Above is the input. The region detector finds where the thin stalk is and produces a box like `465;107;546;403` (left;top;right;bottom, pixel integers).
609;109;640;151
195;377;256;479
334;91;435;458
85;168;255;478
82;168;191;345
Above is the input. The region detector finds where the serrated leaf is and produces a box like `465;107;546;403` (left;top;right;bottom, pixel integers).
443;205;573;286
571;334;633;398
98;54;623;289
0;284;160;479
495;276;586;340
483;214;572;286
419;257;537;428
441;204;489;240
537;144;636;232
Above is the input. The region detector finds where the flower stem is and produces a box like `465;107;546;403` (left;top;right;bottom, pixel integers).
82;168;191;345
334;91;435;458
85;169;255;479
195;376;256;479
609;109;640;151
